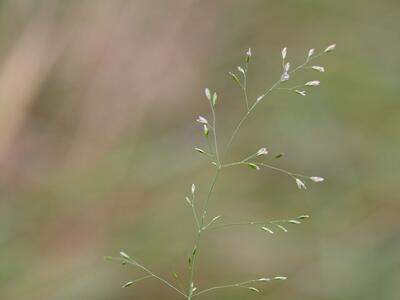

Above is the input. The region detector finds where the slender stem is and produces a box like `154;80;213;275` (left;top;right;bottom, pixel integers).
193;279;260;297
240;152;258;163
223;160;311;181
277;84;304;91
191;200;200;230
205;135;213;155
206;221;269;230
223;110;250;158
112;257;187;297
187;170;220;299
289;57;310;74
134;262;187;297
202;216;221;230
190;191;200;230
289;50;326;74
243;62;250;111
187;230;201;299
211;107;221;168
258;163;310;179
244;81;249;111
223;79;281;158
187;99;221;298
123;275;154;286
222;155;258;168
205;215;307;231
223;161;245;168
201;170;220;225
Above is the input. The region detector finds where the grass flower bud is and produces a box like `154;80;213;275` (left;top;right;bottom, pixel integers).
295;90;306;96
281;47;287;60
324;44;336;53
257;147;268;156
312;66;325;72
205;88;211;100
310;176;324;182
295;178;307;190
246;48;252;63
305;80;320;86
196;116;208;124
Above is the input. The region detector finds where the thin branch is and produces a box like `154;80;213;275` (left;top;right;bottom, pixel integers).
210;101;221;168
222;160;312;181
192;279;260;297
258;162;311;180
243;61;250;111
277;84;304;91
187;169;221;299
240;151;259;163
224;47;330;157
190;195;200;230
122;275;153;287
108;257;187;298
223;79;281;158
289;50;327;74
205;215;309;231
134;262;187;298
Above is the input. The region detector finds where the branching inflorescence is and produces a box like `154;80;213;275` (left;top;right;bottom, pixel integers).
106;43;336;299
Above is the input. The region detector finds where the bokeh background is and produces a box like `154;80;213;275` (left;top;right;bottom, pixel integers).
1;1;399;299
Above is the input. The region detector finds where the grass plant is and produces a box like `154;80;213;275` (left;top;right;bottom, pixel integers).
106;43;336;299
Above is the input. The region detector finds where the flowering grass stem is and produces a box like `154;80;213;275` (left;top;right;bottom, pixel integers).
108;43;335;298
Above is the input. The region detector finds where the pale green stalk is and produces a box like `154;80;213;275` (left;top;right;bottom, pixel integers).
107;256;187;298
187;170;220;299
223;79;281;156
205;215;309;231
192;279;260;297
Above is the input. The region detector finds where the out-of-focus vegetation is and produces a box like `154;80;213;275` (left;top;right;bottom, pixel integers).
0;1;399;299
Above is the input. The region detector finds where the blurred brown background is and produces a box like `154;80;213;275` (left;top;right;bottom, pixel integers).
1;1;399;299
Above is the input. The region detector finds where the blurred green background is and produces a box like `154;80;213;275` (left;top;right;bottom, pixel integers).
1;1;399;299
